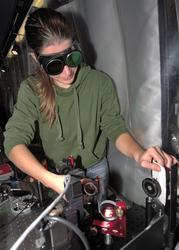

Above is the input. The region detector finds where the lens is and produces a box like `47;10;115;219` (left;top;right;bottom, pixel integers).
46;59;64;75
66;51;82;67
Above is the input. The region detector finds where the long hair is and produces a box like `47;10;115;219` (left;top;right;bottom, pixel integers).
25;8;75;126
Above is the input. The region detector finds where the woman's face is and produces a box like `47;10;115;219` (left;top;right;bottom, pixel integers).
39;39;79;88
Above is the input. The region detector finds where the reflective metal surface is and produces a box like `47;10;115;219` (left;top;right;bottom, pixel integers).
0;197;41;250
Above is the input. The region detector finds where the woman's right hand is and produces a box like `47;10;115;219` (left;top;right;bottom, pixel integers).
42;172;67;194
7;145;68;194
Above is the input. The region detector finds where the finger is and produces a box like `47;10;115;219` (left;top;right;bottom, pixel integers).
152;146;166;165
171;155;179;165
63;194;68;202
141;160;161;171
158;152;179;168
143;146;164;164
161;152;173;168
154;147;179;168
154;145;165;155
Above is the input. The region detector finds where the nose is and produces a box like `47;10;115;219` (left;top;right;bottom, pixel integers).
62;65;72;75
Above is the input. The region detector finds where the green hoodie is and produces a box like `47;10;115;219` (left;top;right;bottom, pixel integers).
4;65;127;169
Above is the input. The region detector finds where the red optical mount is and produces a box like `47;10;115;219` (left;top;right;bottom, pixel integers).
92;200;126;238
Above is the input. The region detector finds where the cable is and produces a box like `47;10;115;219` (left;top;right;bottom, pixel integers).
45;216;90;250
10;175;71;250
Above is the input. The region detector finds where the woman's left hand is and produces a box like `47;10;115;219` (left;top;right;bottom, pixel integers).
137;146;178;171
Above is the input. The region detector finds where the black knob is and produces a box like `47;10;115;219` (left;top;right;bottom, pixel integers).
142;178;161;198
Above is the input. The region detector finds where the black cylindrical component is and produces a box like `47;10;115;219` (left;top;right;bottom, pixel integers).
145;197;155;226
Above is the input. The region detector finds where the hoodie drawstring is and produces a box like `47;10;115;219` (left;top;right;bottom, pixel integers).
56;106;64;141
53;87;64;142
73;88;84;149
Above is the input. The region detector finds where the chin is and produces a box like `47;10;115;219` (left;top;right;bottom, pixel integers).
62;78;74;85
63;75;76;84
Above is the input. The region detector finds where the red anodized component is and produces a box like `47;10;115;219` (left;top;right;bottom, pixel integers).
92;200;126;237
67;155;75;168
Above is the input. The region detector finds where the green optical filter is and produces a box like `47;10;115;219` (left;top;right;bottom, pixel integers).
66;50;82;67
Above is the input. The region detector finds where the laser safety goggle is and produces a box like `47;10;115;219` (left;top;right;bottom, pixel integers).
38;47;83;76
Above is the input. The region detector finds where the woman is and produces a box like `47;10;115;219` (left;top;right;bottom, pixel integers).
3;8;177;203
